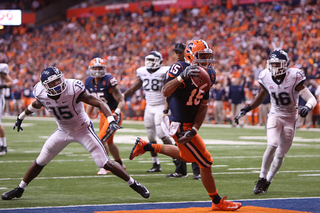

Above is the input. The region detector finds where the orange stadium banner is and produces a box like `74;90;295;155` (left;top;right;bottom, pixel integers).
22;12;35;24
67;0;289;19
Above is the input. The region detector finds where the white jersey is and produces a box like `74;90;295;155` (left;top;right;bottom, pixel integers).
136;66;169;106
258;67;305;118
0;63;9;99
33;79;91;131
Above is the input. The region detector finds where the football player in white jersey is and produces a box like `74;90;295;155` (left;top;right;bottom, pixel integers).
0;63;13;156
234;50;317;194
123;51;173;172
1;67;149;200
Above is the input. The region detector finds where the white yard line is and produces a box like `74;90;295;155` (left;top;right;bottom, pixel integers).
1;170;320;181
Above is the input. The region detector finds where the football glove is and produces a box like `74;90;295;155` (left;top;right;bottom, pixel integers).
177;128;197;144
13;117;23;132
108;120;123;131
179;65;200;80
299;106;310;118
113;112;121;125
234;104;252;125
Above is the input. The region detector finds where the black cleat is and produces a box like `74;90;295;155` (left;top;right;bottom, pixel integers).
130;181;150;198
253;178;267;194
166;172;188;178
2;187;24;200
193;174;201;180
0;146;7;156
262;181;271;193
146;163;161;172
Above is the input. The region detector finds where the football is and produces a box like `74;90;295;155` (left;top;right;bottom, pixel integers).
190;66;211;91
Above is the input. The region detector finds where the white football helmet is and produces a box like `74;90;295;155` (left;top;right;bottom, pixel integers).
267;49;290;76
40;67;67;96
145;51;163;73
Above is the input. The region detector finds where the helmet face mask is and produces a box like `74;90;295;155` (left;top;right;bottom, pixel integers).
145;51;163;73
89;58;106;78
185;40;215;69
267;49;289;76
41;67;67;96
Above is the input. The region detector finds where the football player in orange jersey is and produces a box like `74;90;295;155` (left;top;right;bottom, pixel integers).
165;43;201;180
130;40;242;211
85;58;126;175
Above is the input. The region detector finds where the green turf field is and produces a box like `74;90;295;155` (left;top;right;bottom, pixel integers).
0;116;319;209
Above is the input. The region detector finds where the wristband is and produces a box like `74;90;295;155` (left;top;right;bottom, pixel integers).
27;104;39;113
18;111;27;120
115;108;121;114
305;104;312;110
107;116;115;123
163;109;169;114
177;76;184;82
192;126;198;133
242;104;252;112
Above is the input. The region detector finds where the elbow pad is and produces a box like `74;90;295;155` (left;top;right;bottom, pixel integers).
299;87;317;110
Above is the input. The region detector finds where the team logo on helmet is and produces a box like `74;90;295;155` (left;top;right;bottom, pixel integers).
185;40;215;69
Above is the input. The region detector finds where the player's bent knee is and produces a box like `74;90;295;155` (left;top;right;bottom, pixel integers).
283;127;294;142
103;160;121;172
146;129;156;142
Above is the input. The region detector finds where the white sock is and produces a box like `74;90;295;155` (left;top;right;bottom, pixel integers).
127;177;134;185
259;146;276;178
19;180;28;189
267;156;284;182
0;137;3;146
2;137;6;147
152;157;159;165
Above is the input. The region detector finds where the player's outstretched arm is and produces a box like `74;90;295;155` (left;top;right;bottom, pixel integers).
80;93;122;130
13;100;42;132
234;86;268;125
110;85;125;114
123;77;142;99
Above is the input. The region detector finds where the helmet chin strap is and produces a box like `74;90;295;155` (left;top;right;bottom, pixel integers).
47;93;61;100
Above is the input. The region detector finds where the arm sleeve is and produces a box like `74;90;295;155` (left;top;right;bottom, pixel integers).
299;87;317;110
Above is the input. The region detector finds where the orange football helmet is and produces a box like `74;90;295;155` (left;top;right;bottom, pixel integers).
185;40;215;69
89;58;106;78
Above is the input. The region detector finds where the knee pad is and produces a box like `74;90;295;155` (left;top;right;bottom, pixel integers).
265;145;277;156
156;124;167;139
160;136;173;145
282;127;295;144
144;113;154;129
146;128;156;142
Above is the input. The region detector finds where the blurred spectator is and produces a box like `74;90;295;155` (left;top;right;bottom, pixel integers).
0;1;319;129
13;85;23;116
211;82;226;124
3;87;12;116
228;77;246;127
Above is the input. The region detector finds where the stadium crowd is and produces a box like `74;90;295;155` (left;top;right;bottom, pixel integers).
1;1;320;127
